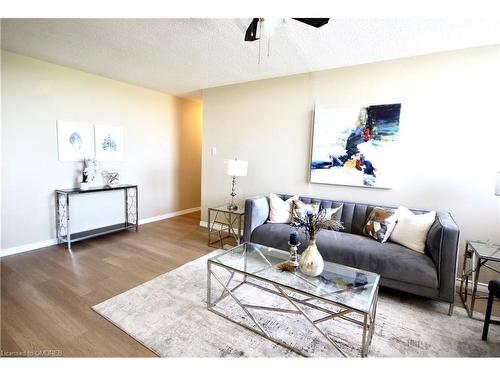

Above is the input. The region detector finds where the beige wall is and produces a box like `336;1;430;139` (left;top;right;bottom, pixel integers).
1;51;202;250
177;99;202;210
202;45;500;283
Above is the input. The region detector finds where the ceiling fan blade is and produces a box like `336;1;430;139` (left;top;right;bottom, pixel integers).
244;18;260;41
292;18;330;28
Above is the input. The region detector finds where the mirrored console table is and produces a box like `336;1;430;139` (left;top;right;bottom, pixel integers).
55;184;138;250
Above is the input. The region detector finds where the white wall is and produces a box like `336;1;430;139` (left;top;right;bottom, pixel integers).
202;45;500;282
1;51;202;252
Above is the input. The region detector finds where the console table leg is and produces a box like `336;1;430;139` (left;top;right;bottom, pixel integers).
66;194;72;251
135;187;139;232
55;192;60;245
125;188;129;227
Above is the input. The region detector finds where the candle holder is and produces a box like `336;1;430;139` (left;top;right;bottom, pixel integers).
288;241;300;270
276;242;301;273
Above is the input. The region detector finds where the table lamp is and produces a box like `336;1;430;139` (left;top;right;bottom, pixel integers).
225;158;248;210
496;172;500;245
495;172;500;196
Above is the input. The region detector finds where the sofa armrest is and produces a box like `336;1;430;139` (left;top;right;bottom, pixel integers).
426;211;460;303
243;196;269;243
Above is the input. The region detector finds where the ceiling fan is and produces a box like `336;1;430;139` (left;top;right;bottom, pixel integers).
244;18;330;42
239;18;330;63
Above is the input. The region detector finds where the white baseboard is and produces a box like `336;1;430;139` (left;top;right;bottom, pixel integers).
455;278;489;293
0;239;60;258
199;220;244;236
0;206;201;258
138;207;200;225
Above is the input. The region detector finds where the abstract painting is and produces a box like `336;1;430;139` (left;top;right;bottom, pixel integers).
310;103;401;188
95;125;124;161
57;120;95;161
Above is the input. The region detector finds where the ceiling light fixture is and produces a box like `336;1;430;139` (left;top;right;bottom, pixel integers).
238;18;330;64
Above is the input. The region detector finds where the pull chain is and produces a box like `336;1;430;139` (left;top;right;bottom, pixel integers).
258;20;262;64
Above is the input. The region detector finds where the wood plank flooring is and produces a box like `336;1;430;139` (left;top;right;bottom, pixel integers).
1;211;212;357
1;211;498;356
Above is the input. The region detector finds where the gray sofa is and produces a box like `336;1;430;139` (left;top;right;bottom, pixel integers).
243;194;460;315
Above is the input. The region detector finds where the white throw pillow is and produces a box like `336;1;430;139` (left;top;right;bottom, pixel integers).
268;193;299;223
389;206;436;253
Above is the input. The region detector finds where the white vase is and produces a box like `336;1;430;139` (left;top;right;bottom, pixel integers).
80;182;90;190
299;238;324;277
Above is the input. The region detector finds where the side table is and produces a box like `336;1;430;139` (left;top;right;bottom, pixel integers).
459;240;500;319
207;204;245;248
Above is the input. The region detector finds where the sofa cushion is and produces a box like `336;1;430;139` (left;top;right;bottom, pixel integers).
389;206;436;253
269;193;298;223
250;223;438;289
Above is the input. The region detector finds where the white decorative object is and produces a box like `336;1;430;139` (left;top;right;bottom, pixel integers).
80;182;90;190
102;170;120;186
95;125;124;161
57;120;95;161
82;158;98;186
268;193;299;223
299;239;324;277
389;206;436;253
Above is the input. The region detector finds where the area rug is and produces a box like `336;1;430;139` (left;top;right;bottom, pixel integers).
92;250;500;357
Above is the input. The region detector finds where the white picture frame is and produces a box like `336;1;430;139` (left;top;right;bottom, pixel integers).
57;120;95;161
95;124;124;161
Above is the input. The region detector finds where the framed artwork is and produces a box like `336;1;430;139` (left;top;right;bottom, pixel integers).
57;120;95;161
310;103;401;188
95;124;124;161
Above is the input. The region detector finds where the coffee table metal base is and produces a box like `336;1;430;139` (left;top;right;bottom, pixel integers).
207;260;378;358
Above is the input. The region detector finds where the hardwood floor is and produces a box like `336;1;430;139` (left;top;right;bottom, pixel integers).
1;211;498;356
1;211;212;357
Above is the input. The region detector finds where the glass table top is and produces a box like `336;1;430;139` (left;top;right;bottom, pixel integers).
210;204;245;215
468;240;500;261
209;242;380;313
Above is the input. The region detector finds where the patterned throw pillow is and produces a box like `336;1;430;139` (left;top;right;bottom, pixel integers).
363;207;398;243
292;200;320;220
324;203;343;222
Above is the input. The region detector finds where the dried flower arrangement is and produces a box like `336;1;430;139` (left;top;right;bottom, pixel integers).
291;207;344;240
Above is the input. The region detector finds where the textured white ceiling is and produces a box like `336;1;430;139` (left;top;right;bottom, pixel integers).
1;18;499;99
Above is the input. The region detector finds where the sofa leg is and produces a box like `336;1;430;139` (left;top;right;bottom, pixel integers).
448;303;454;316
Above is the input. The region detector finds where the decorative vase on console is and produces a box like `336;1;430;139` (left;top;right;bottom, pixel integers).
80;158;97;190
291;203;344;277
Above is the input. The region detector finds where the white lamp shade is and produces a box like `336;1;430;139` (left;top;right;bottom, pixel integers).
225;159;248;177
495;172;500;196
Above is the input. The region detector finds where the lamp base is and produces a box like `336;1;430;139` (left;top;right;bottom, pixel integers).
227;203;238;211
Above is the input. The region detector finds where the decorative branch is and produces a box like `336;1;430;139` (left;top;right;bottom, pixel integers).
290;207;344;240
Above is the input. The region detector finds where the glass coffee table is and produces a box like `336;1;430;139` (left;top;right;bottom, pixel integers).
207;242;380;357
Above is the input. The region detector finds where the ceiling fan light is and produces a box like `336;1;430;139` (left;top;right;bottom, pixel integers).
257;18;285;39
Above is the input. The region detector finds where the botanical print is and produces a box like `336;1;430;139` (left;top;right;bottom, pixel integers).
95;125;124;161
310;104;401;188
57;120;95;161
